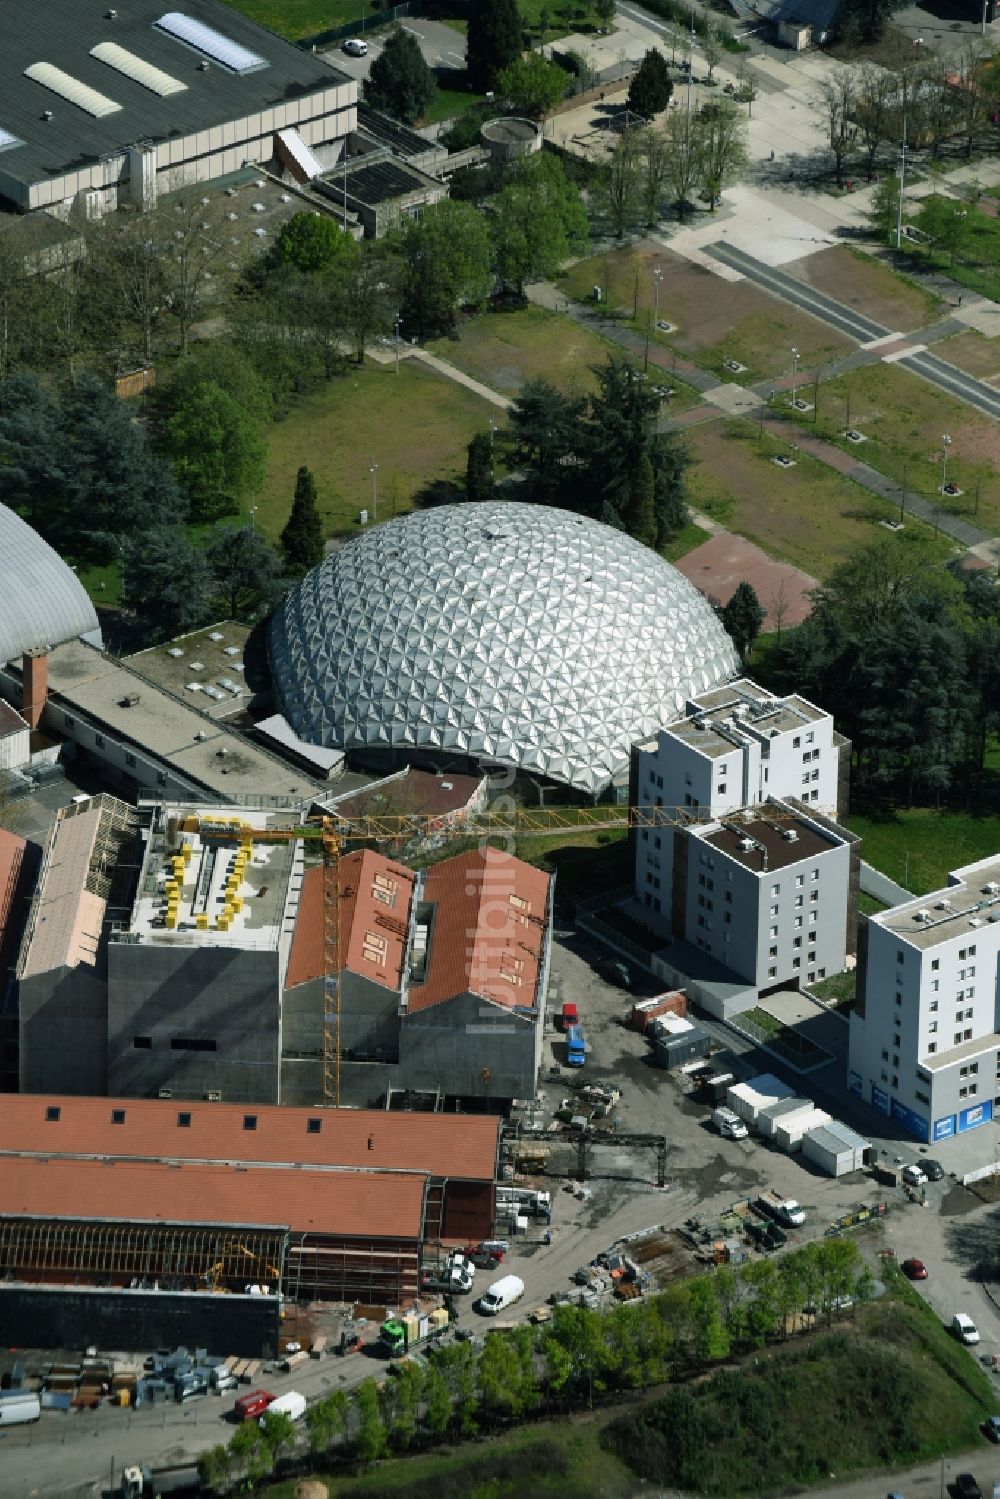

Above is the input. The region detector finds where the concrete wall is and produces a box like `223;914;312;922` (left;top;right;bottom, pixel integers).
340;969;402;1060
0;1285;279;1357
19;965;108;1094
401;991;538;1099
0;723;29;772
107;942;281;1103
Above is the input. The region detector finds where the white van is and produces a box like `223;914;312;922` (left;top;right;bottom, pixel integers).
477;1274;525;1316
711;1106;748;1140
952;1313;981;1345
260;1390;306;1423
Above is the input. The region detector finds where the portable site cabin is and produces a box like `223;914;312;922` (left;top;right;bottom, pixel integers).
727;1074;793;1126
801;1120;869;1176
756;1096;814;1139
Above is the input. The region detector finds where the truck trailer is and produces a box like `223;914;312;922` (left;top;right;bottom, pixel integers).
121;1462;201;1498
755;1189;806;1227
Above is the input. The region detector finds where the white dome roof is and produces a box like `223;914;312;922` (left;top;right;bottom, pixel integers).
0;504;101;663
268;503;739;794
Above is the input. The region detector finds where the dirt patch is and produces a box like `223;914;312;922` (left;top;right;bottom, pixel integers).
935;330;1000;385
673;530;818;630
784;246;941;332
941;1182;987;1215
965;1173;1000;1205
294;1483;329;1499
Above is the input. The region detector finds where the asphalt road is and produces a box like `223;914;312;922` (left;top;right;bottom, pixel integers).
705;241;893;342
900;348;1000;421
325;17;465;83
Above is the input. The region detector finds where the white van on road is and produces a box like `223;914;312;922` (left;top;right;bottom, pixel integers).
477;1275;525;1316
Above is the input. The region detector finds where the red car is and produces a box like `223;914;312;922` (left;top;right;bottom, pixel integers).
902;1257;928;1280
560;1001;579;1031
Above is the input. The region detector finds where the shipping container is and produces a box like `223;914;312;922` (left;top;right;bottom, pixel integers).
234;1389;274;1421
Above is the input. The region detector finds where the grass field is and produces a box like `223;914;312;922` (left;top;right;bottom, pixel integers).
221;0;371;40
683;419;901;578
662;519;713;562
784;363;1000;527
847;805;1000;894
254;360;495;541
785;245;941;333
429;307;618;399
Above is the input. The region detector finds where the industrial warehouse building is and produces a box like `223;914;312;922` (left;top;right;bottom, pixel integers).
14;797;552;1106
1;0;356;217
0;1094;500;1353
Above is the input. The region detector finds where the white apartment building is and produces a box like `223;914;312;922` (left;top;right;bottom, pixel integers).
633;680;847;934
672;800;858;993
849;854;1000;1144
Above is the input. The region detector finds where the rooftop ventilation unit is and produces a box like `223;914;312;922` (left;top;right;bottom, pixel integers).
914;909;931;923
739;837;754;852
969;917;983;927
205;1090;222;1101
781;828;798;843
935;900;951;911
984;882;1000;896
158;1088;173;1099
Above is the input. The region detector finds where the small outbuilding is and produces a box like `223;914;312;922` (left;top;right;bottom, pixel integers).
801;1119;869;1176
727;1073;794;1125
774;1107;831;1154
651;1014;710;1070
756;1096;814;1139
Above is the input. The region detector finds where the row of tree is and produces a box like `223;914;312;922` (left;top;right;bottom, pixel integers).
767;534;1000;806
196;1236;867;1491
602;102;749;234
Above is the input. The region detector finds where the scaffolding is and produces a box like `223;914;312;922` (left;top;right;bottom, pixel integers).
0;1217;288;1293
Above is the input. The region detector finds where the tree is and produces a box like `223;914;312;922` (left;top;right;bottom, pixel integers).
365;26;437;124
508;378;585;499
121;530;214;639
603;128;641;238
721;580;764;658
353;1378;388;1464
596;0;617;27
259;1409;297;1464
0;374;73;535
161;341;273;424
637;124;671;228
305;1390;348;1458
700;25;726;84
399;200;492;339
623;452;657;546
662;109;701;222
281;465;325;572
466;431;494;502
467;0;522;93
628;49;673;120
736;61;759;118
496;52;567;117
207;524;282;619
272;211;359;273
840;0;904;42
492;152;588;297
423;1365;453;1435
697;100;749;210
855;62;896;181
869;172;902;245
339;242;398;366
818;74;856;189
163;379;266;523
197;1444;232;1493
916;195;972;266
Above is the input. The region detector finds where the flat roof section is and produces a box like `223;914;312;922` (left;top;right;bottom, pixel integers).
330;767;485;822
875;857;1000;952
125;622;252;721
701;810;838;874
1;0;350;193
38;638;320;800
0;1094;501;1181
0;1155;425;1239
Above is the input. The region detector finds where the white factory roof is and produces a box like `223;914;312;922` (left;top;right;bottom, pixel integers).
0;502;100;663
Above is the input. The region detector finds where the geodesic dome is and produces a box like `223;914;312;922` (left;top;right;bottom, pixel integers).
268;503;739;795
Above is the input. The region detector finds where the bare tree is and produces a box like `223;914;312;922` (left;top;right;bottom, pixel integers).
855;62;896;181
157;188;235;353
86;210;167;365
955;41;991;159
768;575;794;644
698;100;749;211
919;55;962;158
603;127;641;238
701;25;726;85
736;61;760;119
818;74;857;189
637;124;671;229
663;109;702;222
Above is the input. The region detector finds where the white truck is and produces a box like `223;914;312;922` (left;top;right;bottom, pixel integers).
0;1395;40;1426
477;1274;525;1316
756;1189;806;1227
260;1390;306;1425
422;1251;476;1294
711;1106;748;1140
121;1463;200;1498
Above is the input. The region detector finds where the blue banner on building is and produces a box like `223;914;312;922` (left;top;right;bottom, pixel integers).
890;1097;929;1141
849;1071;863;1098
871;1084;890;1115
958;1100;993;1133
933;1114;956;1142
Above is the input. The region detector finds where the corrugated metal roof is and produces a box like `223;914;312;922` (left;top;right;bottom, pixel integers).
0;1155;424;1238
409;846;550;1014
0;503;100;663
24;61;122;118
0;1094;500;1181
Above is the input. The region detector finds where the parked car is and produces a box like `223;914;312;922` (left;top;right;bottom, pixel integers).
953;1475;982;1499
342;37;368;55
922;1158;945;1181
982;1415;1000;1443
902;1163;927;1187
902;1257;928;1280
597;957;632;988
952;1313;981;1345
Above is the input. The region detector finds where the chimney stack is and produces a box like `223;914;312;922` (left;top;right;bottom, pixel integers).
21;649;48;730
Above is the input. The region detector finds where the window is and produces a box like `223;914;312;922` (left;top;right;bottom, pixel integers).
719;784;727;795
133;1035;152;1049
809;910;817;924
965;1028;973;1041
769;945;778;957
891;1074;898;1088
795;895;803;908
802;773;810;785
930;1000;938;1012
770;905;779;918
811;869;819;881
796;874;804;888
45;1106;61;1122
970;1062;979;1074
770;925;778;938
960;948;967;960
892;1054;899;1067
243;1115;258;1131
793;736;801;748
970;1083;979;1096
806;731;814;744
929;1021;938;1034
177;1112;192;1127
111;1108;126;1124
170;1037;217;1052
698;873;705;887
792;956;800;968
94;733;105;748
697;915;705;928
642;829;648;843
724;911;730;924
725;870;733;883
893;1033;901;1048
928;1043;937;1053
794;916;803;929
725;890;732;904
881;1049;889;1061
793;936;802;949
931;980;939;992
931;959;939;971
897;950;905;965
881;1069;888;1082
955;1033;963;1045
961;1065;969;1078
768;966;777;977
802;753;811;765
970;945;977;956
156;771;166;786
654;836;661;850
965;1008;975;1021
895;994;902;1007
771;884;780;896
916;1091;930;1106
811;770;820;781
960;1086;969;1099
307;1118;322;1134
125;752;136;768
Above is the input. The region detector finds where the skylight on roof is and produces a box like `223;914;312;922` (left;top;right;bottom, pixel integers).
91;41;187;97
24;62;122;118
0;127;24;155
154;12;267;74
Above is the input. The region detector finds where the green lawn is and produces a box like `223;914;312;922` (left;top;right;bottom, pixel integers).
420;84;486;125
905;195;1000;302
661;519;712;563
684;419;907;579
847;806;1000;895
255;360;496;542
430;306;618;399
220;0;373;40
77;558;123;607
783;363;999;529
810;968;857;1006
266;1423;635;1499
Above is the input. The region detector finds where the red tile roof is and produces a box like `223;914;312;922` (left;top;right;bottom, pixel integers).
0;827;28;954
408;846;550;1014
285;851;416;991
0;1155;424;1239
0;1094;500;1182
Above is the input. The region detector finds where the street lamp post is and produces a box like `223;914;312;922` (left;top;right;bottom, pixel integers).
653;266;663;329
489;417;496;485
895;110;908;251
369;457;378;520
394;312;401;376
941;433;952;494
790;346;800;407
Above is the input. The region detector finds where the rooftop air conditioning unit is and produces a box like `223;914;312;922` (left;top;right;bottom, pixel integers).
935;900;951;911
984;882;1000;896
914;909;931;923
158;1088;173;1099
739;837;754;852
781;829;798;842
969;917;983;927
205;1090;222;1102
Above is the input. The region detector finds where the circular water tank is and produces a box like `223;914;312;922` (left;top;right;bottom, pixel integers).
480;116;542;165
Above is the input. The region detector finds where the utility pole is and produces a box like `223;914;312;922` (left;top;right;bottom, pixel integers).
369;457;378;521
895;109;908;250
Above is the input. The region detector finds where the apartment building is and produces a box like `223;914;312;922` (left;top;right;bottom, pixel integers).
849;854;1000;1142
632;679;849;935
